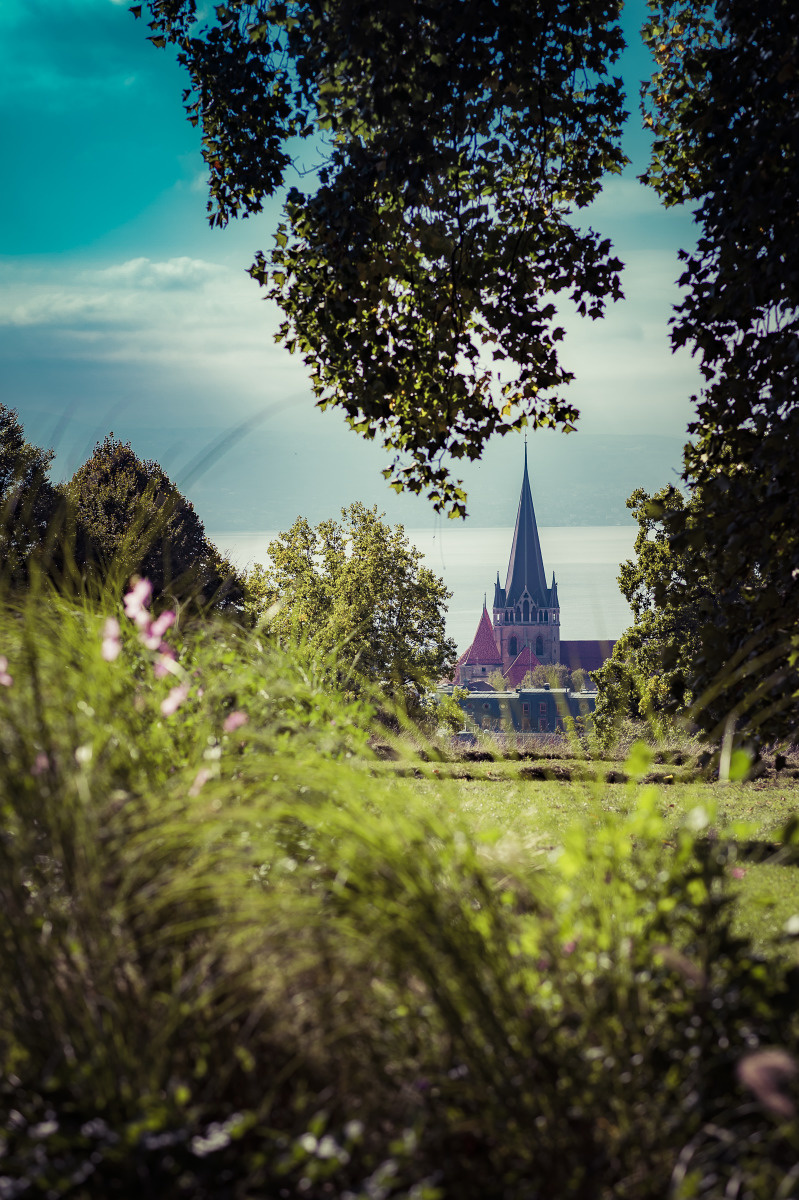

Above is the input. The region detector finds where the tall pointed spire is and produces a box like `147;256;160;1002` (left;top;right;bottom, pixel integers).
504;442;549;607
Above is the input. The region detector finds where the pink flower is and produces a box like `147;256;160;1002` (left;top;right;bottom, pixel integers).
189;767;211;797
730;866;747;880
150;610;175;638
0;656;12;687
101;616;121;662
31;752;50;776
160;684;189;716
223;711;248;733
562;940;578;957
153;644;177;679
123;578;152;624
140;610;176;650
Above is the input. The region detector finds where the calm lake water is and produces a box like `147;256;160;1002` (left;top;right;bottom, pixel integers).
209;525;636;651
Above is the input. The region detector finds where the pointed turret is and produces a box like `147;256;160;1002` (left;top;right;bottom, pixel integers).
462;605;502;666
504;442;549;608
493;571;505;609
549;572;559;608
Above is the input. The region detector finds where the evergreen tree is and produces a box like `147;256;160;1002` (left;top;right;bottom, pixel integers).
66;436;243;610
0;405;59;585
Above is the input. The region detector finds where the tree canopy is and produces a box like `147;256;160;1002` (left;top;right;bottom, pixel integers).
140;0;626;514
245;503;456;693
593;485;715;738
636;0;799;745
0;406;59;586
137;0;799;741
66;436;243;610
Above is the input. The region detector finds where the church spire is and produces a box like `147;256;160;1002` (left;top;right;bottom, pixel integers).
504;442;549;608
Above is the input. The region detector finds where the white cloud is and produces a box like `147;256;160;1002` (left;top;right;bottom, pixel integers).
0;237;701;441
86;256;223;289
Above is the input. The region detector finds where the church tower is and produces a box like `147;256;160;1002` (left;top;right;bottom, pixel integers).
492;444;560;670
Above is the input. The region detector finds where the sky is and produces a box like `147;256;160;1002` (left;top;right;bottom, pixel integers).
0;0;702;546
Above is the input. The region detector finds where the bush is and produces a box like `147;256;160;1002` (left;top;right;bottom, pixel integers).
1;587;799;1197
65;435;244;610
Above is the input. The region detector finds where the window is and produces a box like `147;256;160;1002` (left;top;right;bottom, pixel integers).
539;703;547;718
522;702;529;714
509;636;518;657
536;636;544;657
481;666;486;674
544;611;548;623
539;718;547;731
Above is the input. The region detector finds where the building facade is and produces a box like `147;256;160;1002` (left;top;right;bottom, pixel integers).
460;686;595;733
453;446;614;689
491;443;559;672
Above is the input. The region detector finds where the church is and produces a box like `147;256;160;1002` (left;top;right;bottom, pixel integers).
454;445;614;689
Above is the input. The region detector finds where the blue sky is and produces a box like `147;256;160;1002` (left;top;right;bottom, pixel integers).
0;0;702;533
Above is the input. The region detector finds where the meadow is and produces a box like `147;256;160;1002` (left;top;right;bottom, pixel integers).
2;586;799;1199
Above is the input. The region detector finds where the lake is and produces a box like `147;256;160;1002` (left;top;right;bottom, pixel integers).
209;525;636;651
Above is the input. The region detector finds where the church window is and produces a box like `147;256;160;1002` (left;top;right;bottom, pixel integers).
509;636;518;657
481;667;486;674
536;636;544;657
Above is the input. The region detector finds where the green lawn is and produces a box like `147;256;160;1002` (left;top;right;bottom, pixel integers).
402;766;799;953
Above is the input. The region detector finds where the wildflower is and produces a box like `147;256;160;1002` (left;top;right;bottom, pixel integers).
140;609;176;650
153;645;177;679
738;1049;797;1119
730;866;747;880
223;710;248;734
101;616;121;662
123;578;152;628
161;684;189;716
150;609;175;638
189;767;211;797
31;752;50;776
0;656;12;687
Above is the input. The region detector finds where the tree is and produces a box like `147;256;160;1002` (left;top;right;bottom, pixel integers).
245;503;456;693
0;406;59;585
139;0;626;514
638;0;799;745
593;485;717;738
520;663;572;690
66;436;243;610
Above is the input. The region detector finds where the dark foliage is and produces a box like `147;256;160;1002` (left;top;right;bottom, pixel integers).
0;405;60;585
65;435;243;609
640;0;799;746
139;0;627;514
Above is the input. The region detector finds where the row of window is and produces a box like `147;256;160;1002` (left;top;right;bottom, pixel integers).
501;608;556;625
508;635;548;657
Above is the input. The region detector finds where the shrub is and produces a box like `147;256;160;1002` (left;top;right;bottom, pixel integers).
1;588;799;1197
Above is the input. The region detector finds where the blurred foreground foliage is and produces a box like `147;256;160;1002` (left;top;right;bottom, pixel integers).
2;589;799;1197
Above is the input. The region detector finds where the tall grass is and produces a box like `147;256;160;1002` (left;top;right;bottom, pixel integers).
1;585;799;1197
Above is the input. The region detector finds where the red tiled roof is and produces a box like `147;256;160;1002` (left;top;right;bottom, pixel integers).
503;644;541;688
462;607;502;665
560;639;616;672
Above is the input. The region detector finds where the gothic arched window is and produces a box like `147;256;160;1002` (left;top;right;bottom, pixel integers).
509;636;518;657
536;636;544;657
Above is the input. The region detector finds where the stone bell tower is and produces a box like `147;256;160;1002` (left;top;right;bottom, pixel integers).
492;443;560;671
